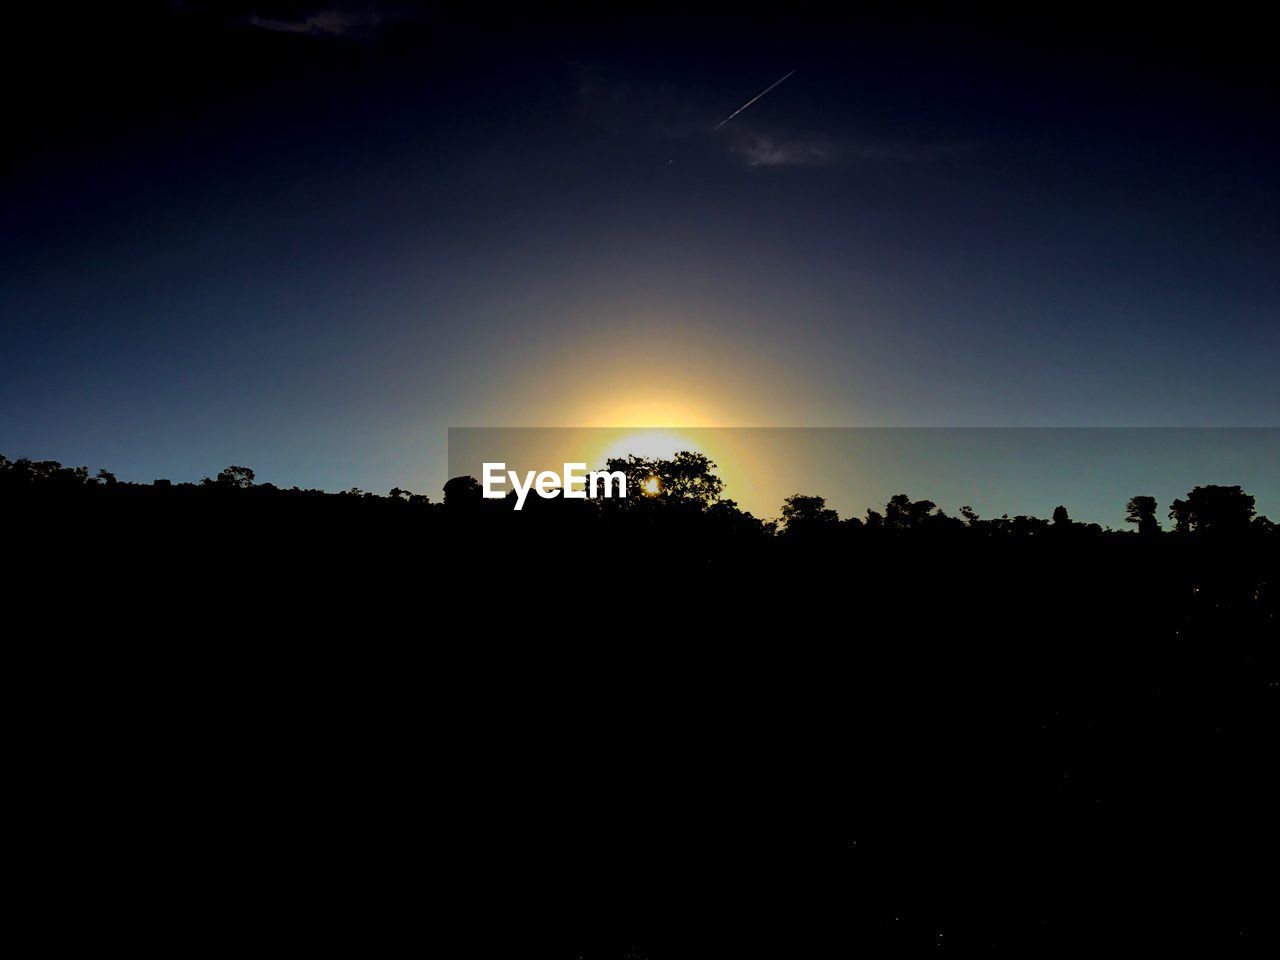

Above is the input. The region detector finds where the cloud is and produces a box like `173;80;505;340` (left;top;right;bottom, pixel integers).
242;3;395;38
727;126;977;169
730;131;833;168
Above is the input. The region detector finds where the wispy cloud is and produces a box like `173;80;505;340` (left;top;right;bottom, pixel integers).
731;131;833;168
242;3;395;38
728;126;977;169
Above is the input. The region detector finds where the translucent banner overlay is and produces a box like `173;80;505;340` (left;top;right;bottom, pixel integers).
448;428;1279;527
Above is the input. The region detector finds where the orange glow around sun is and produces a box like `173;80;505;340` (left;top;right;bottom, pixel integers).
598;429;699;463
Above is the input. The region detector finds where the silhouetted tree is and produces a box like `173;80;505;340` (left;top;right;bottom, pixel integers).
603;451;724;508
883;494;933;529
0;458;86;488
1169;485;1255;534
443;475;483;508
1125;495;1160;535
780;494;839;535
215;465;255;489
989;513;1051;536
705;498;774;537
1052;505;1070;526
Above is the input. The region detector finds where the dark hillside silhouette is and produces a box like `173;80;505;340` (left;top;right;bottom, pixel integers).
3;450;1276;953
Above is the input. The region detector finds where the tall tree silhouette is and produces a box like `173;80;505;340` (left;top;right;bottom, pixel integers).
1125;496;1160;535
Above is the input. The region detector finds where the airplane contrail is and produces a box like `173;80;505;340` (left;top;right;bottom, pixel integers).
712;69;797;131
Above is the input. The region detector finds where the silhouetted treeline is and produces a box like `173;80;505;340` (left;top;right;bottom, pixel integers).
4;450;1275;538
4;448;1276;637
4;450;1277;952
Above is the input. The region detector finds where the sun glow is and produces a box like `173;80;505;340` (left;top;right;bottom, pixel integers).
585;396;719;428
641;476;661;496
599;429;699;463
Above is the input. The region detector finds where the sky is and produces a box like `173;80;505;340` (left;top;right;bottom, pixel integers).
2;3;1277;513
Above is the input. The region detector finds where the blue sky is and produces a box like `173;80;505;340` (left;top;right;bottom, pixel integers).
2;4;1276;505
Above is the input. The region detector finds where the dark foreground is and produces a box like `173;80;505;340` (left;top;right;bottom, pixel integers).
6;471;1277;954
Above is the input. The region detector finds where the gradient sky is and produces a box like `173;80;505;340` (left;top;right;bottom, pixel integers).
3;3;1277;505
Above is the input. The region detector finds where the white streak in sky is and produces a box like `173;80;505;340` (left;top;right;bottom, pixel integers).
712;69;798;131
